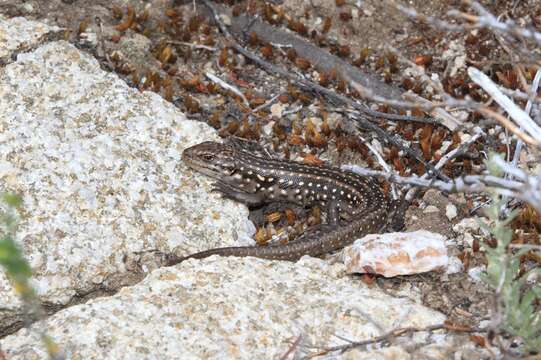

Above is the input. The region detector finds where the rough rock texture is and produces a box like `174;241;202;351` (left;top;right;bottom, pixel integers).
0;40;253;333
342;231;448;277
2;257;455;359
0;16;493;359
0;16;62;64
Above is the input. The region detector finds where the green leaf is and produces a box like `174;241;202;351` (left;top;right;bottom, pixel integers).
1;193;22;208
0;237;32;278
531;285;541;298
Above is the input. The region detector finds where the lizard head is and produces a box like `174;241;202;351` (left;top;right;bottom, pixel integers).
182;141;237;179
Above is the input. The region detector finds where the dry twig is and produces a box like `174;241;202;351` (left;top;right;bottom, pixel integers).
200;0;448;181
305;322;487;358
468;67;541;147
168;40;217;52
205;71;250;107
280;334;303;360
344;157;541;214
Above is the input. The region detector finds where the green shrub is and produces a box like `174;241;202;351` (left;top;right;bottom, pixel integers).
481;157;541;354
0;193;62;359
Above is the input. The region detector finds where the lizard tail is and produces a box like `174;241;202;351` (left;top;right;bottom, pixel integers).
164;243;304;266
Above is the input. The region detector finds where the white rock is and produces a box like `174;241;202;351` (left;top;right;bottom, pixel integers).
270;103;284;118
262;120;274;136
445;203;458;220
342;231;449;277
0;40;250;332
445;256;464;275
423;205;440;213
0;17;62;63
468;266;485;282
453;218;480;233
1;257;447;359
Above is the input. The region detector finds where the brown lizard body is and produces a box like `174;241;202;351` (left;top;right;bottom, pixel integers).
166;139;401;265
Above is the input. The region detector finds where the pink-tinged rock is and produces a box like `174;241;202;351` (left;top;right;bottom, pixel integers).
342;231;448;277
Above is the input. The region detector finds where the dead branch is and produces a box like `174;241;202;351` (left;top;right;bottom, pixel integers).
345;112;449;180
305;322;487;358
280;334;303;360
346;78;462;131
201;1;443;126
167;40;217;52
510;68;541;172
451;1;541;46
393;0;541;64
224;3;402;101
477;107;539;147
201;0;448;181
468;67;541;146
343;160;541;214
394;0;541;46
404;130;485;201
403;92;464;131
431;131;485;174
205;71;250;107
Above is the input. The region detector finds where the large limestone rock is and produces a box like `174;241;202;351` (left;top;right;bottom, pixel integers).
2;257;452;359
0;39;253;333
0;16;62;64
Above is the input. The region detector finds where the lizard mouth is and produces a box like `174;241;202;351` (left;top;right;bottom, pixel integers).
182;152;233;179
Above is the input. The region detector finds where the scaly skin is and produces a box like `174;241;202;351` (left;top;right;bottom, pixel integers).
167;139;401;264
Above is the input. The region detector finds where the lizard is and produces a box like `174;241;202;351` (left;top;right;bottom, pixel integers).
164;139;403;265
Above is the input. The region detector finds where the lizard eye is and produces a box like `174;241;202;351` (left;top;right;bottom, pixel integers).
202;154;214;161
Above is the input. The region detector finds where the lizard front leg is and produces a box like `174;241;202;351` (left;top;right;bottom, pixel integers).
211;180;267;207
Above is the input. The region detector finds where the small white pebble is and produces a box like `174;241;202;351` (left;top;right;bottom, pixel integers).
423;205;439;214
445;203;458;220
468;266;485;282
445;256;464;275
452;218;480;233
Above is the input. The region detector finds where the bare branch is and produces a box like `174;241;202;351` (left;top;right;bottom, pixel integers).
346;79;462;131
394;0;541;46
167;40;217;52
511;68;541;169
452;1;541;45
431;131;485;174
201;0;448;181
343;162;541;214
306;322;487;358
205;72;250;107
476;106;539;147
468;67;541;143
